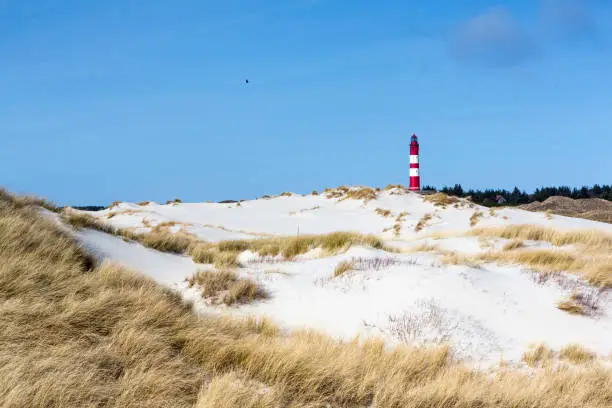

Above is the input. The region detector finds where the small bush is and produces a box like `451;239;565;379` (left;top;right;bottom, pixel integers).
311;190;319;196
279;192;293;197
137;201;151;206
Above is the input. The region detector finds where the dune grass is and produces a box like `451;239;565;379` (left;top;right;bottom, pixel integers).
0;188;58;212
383;184;404;190
424;192;459;207
480;248;612;287
186;269;268;305
375;208;392;218
502;239;525;251
469;210;484;227
409;242;441;253
414;213;432;232
188;244;218;264
2;191;612;407
195;372;280;408
468;225;612;288
333;260;355;278
64;210;392;270
213;250;240;268
522;344;555;368
210;231;387;261
559;344;595;364
469;224;612;250
557;298;586;315
340;187;378;203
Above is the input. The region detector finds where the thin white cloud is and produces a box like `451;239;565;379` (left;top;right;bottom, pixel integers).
450;6;538;68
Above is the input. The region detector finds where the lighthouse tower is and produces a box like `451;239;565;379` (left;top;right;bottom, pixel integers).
409;134;420;191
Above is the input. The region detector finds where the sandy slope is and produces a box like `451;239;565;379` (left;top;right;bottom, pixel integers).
74;188;612;366
92;189;612;242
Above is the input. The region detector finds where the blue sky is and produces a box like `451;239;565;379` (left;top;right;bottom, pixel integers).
1;0;611;205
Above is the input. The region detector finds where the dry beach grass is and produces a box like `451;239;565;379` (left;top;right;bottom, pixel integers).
64;210;390;263
1;191;612;407
468;225;612;287
186;269;268;305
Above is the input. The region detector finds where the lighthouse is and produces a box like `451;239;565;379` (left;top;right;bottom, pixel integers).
409;134;420;191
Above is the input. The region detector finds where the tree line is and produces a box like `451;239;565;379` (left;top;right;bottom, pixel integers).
420;184;612;207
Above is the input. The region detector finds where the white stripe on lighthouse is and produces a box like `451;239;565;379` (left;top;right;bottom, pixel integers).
410;168;419;177
409;155;419;164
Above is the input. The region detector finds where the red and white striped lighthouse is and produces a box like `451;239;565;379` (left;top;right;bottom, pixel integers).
409;133;420;191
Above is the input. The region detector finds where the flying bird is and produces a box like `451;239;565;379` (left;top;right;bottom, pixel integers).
245;79;249;84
